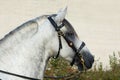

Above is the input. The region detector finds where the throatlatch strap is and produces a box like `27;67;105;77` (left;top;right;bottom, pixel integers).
54;35;62;58
48;16;64;59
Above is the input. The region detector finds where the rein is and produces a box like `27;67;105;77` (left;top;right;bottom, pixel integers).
0;70;40;80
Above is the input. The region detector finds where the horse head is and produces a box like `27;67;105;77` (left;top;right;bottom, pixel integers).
47;8;94;71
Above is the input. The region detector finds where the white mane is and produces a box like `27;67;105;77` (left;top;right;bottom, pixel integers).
0;15;48;48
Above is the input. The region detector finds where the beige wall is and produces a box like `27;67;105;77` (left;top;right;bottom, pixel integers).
0;0;120;69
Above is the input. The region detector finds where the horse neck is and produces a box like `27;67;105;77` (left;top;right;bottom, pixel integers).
0;19;53;80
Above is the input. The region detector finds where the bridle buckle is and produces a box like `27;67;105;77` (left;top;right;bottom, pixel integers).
58;30;64;36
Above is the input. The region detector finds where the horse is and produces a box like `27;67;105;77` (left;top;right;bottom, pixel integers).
0;8;94;80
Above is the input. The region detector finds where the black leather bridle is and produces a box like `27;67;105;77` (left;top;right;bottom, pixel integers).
48;16;86;66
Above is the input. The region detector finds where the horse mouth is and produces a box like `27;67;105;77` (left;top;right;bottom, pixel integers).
78;59;94;71
77;63;86;71
75;56;94;71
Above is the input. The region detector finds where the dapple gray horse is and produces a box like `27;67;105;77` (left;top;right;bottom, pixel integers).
0;8;94;80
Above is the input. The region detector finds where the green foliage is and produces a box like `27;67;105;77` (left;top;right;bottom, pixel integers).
44;52;120;80
45;57;75;80
109;52;118;70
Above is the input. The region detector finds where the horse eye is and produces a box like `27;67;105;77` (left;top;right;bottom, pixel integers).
67;32;74;36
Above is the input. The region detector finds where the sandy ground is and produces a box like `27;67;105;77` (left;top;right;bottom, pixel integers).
0;0;120;69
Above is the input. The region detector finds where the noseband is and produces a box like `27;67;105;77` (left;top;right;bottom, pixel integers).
48;16;86;66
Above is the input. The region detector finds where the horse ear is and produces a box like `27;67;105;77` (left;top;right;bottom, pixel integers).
55;7;67;23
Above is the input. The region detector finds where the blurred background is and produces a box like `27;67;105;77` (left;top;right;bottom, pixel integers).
0;0;120;69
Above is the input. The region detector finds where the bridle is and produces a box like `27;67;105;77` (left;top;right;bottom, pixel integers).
0;16;86;80
48;16;86;67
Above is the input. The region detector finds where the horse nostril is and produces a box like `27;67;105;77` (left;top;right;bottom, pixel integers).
91;55;94;64
83;55;94;69
88;56;94;67
92;57;94;63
